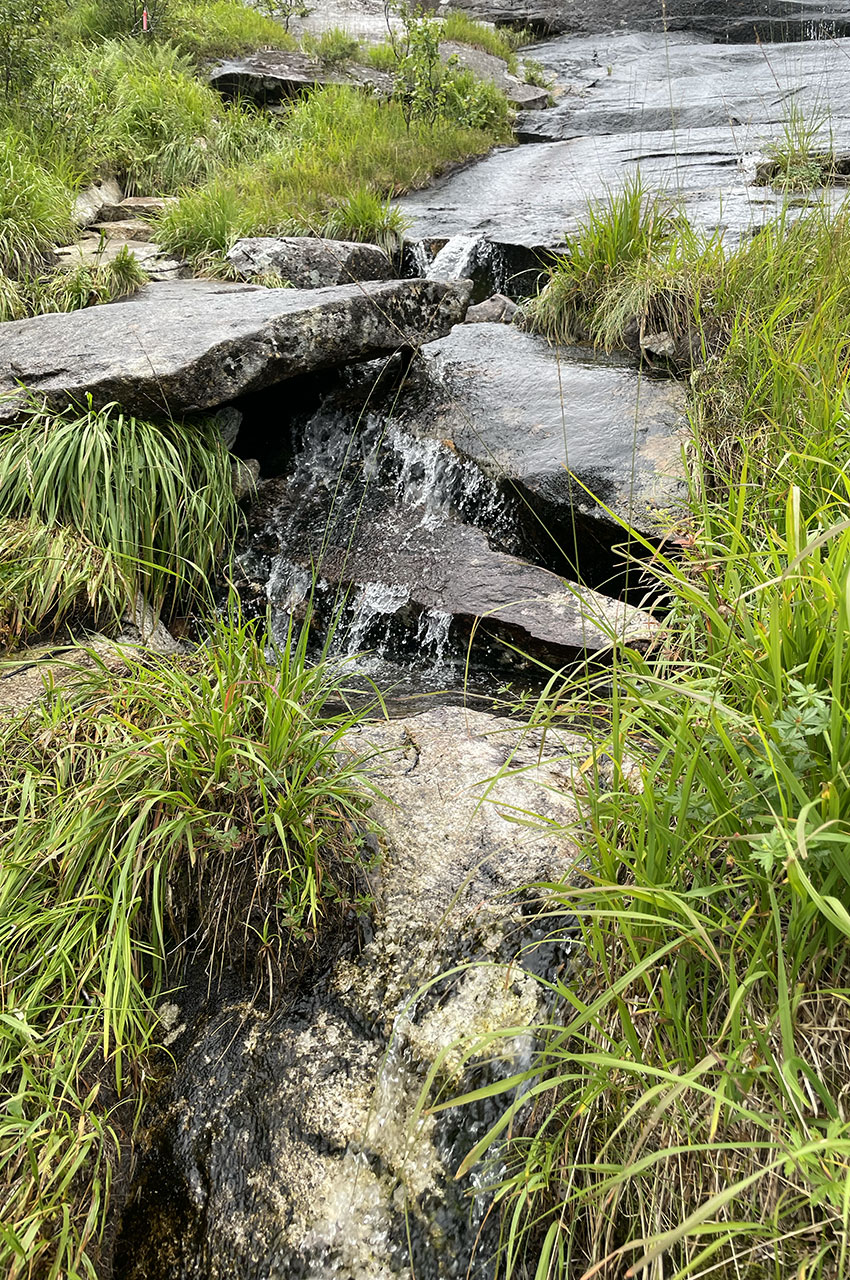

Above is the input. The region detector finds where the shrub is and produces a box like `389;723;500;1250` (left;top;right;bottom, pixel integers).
0;401;238;621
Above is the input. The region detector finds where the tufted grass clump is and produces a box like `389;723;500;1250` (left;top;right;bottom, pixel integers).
156;82;508;264
0;402;238;629
0;615;375;1279
0;130;75;275
0;245;148;321
439;469;850;1280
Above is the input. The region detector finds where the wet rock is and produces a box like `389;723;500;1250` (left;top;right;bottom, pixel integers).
209;49;394;103
257;479;656;662
464;292;517;323
0;277;470;424
72;177;123;229
116;707;589;1280
398;322;687;540
398;32;850;248
226;235;394;287
442;0;850;40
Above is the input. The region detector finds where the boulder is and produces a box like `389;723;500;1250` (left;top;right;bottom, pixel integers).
71;177;123;230
226;235;395;287
0;277;470;424
396;322;687;540
209;49;394;103
115;706;588;1279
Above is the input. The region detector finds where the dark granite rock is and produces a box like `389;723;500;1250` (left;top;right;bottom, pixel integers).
0;277;470;423
209;48;393;103
226;236;394;287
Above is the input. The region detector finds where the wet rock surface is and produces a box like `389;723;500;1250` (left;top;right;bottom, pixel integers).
397;322;688;541
0;277;470;423
398;32;850;248
226;235;395;287
116;707;586;1280
209;48;394;102
252;476;656;663
444;0;850;39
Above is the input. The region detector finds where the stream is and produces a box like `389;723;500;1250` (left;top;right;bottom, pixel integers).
112;10;850;1276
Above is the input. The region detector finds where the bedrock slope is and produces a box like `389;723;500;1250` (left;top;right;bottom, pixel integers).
444;0;850;39
0;277;470;423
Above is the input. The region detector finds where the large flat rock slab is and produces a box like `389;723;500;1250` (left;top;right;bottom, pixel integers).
518;31;850;142
445;0;850;39
209;49;393;102
0;277;469;423
397;323;688;540
397;33;850;248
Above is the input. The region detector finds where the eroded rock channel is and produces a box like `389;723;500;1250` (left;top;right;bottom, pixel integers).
93;5;850;1275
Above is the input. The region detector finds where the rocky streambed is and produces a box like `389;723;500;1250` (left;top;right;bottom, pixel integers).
5;4;850;1273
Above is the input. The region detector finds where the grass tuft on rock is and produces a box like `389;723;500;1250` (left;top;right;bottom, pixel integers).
0;401;238;628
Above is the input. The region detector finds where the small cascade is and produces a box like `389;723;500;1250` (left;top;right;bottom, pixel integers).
425;235;483;282
344;581;411;655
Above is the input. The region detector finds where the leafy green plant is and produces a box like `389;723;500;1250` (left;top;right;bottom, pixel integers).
0;613;376;1279
0;401;238;621
391;2;453;127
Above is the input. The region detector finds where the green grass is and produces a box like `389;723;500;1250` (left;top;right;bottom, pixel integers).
0;614;376;1280
429;193;850;1280
156;81;510;264
301;25;361;66
0;130;74;274
0;401;238;628
0;244;148;321
440;12;522;72
0;517;131;646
